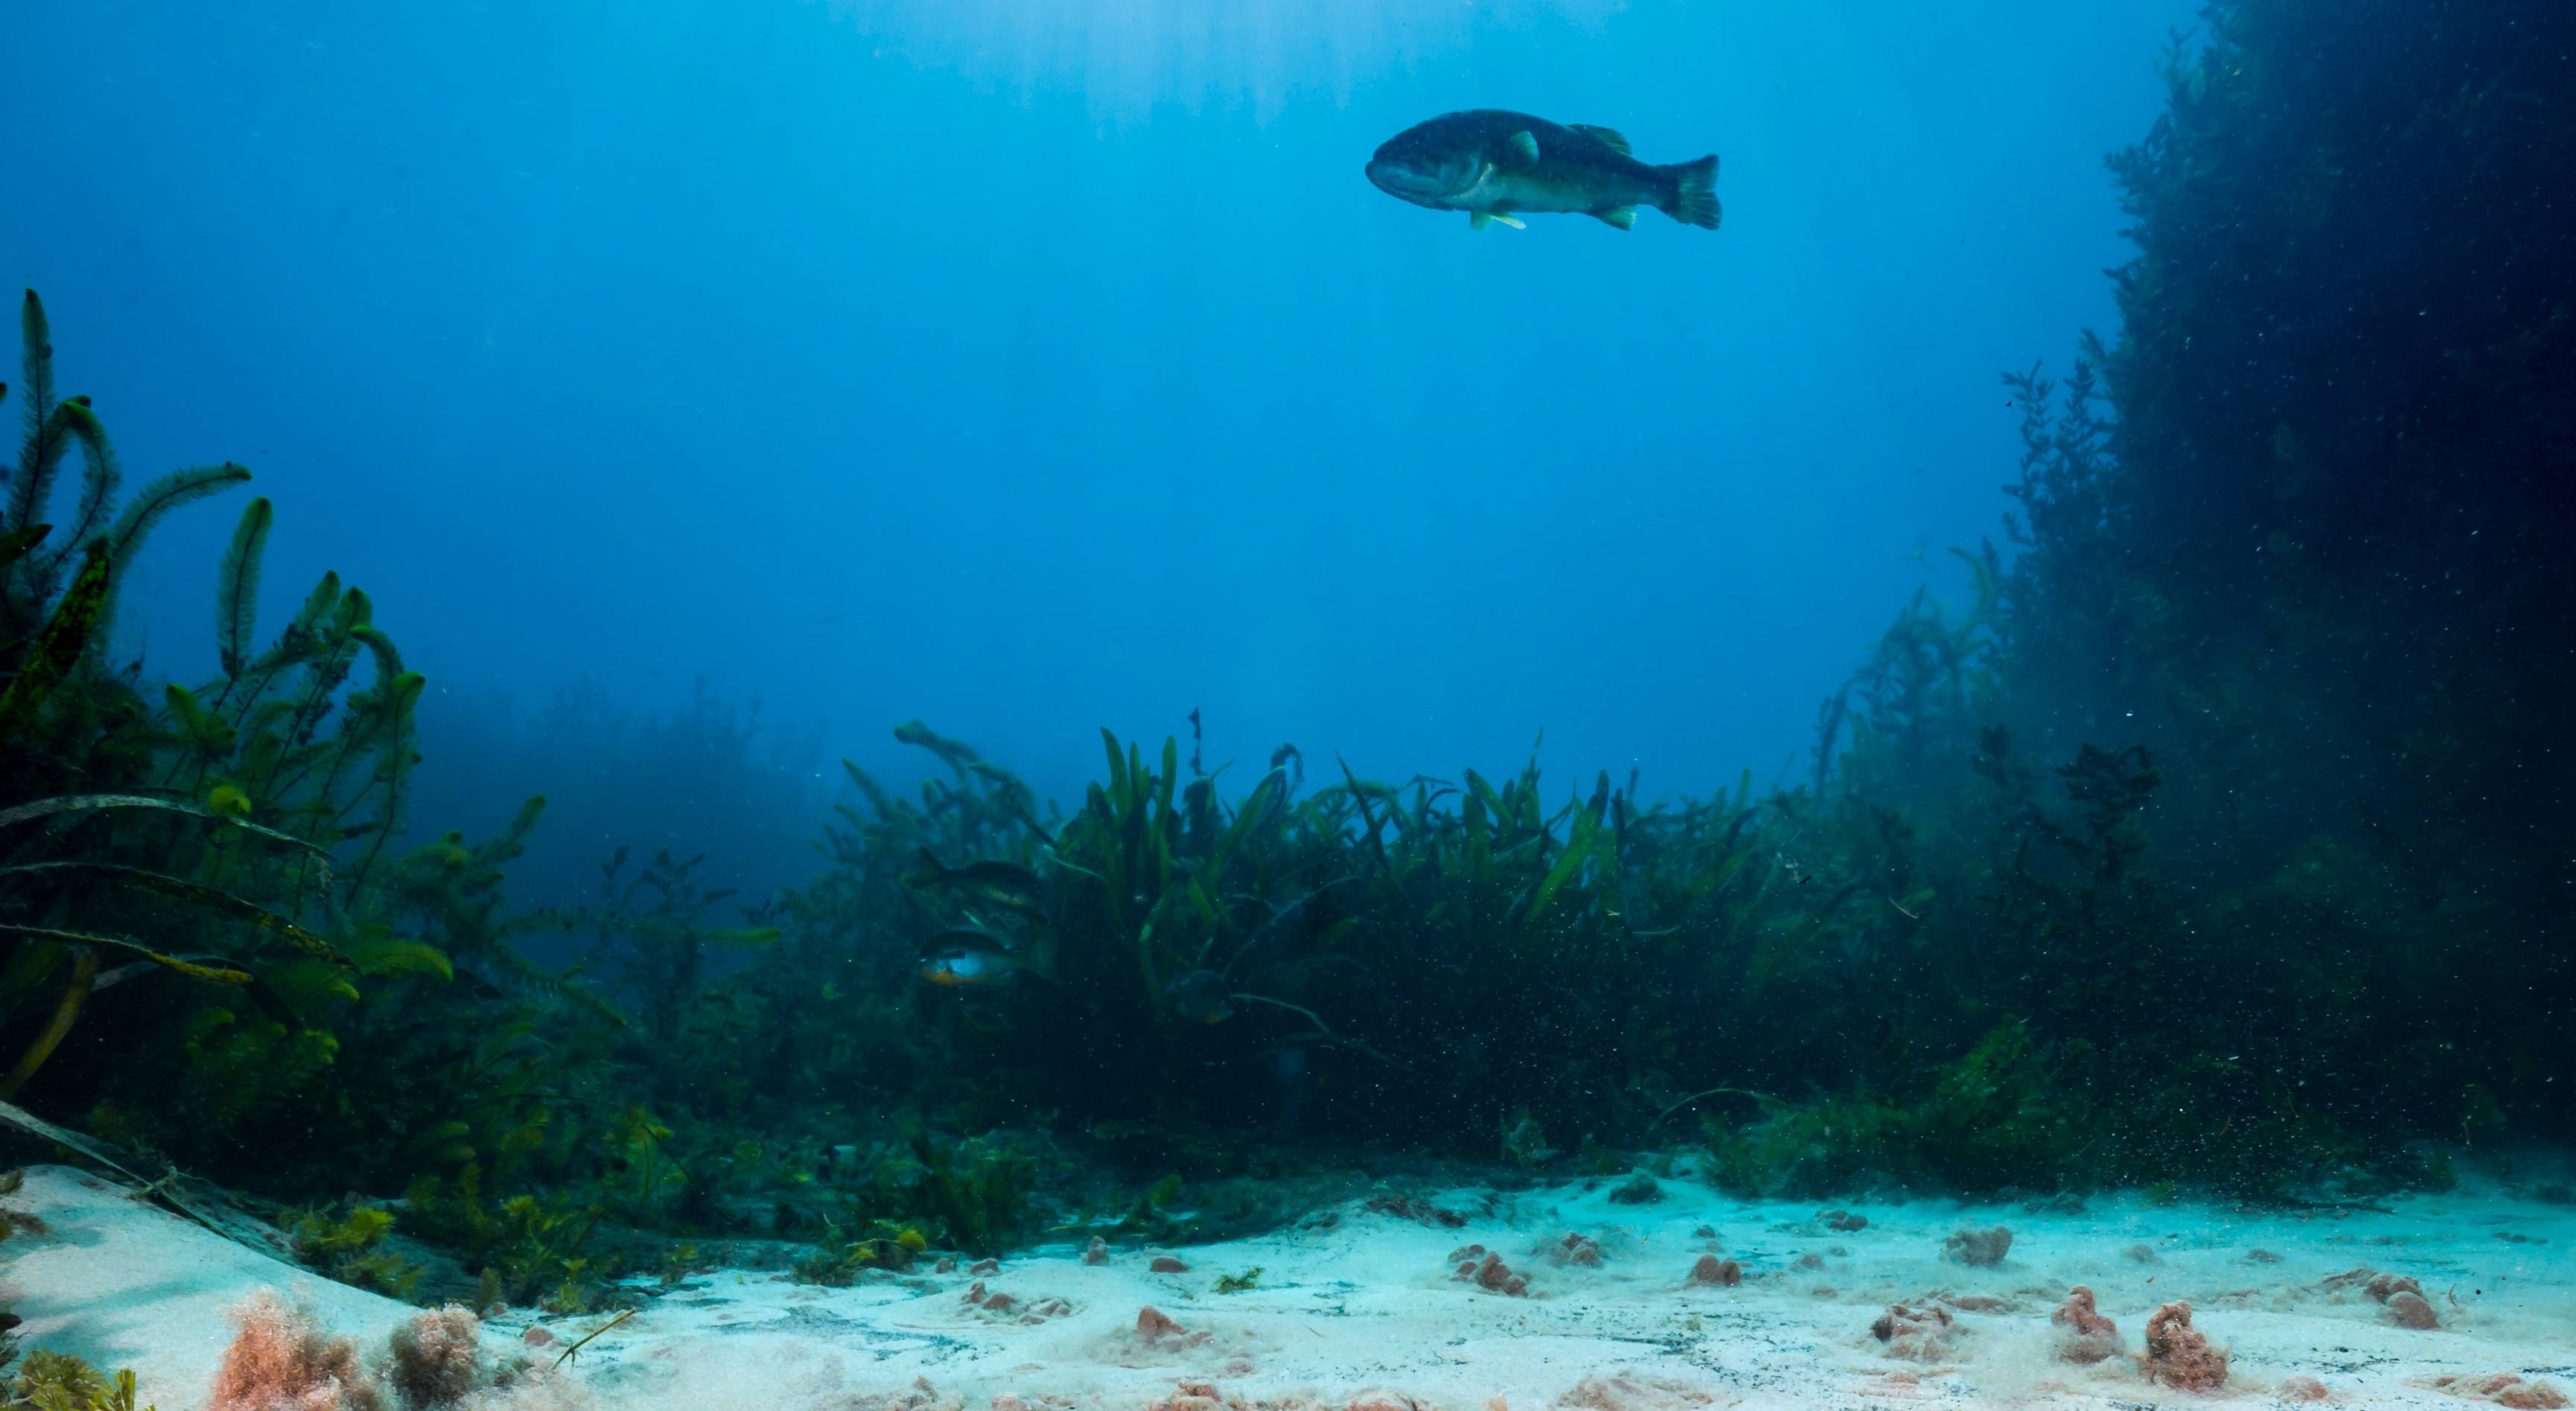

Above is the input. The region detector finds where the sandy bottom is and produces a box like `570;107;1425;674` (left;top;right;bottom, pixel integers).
6;1162;2573;1409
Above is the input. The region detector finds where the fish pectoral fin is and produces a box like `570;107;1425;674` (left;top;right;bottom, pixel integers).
1508;130;1541;166
1470;211;1525;231
1571;124;1632;156
1592;206;1638;231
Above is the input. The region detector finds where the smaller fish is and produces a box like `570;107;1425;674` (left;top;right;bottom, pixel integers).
919;928;1055;987
908;847;1049;916
1165;969;1235;1025
920;947;1026;988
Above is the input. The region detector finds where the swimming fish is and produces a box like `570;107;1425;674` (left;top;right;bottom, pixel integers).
918;947;1020;987
1164;969;1235;1025
906;847;1049;917
917;924;1057;988
1364;110;1720;233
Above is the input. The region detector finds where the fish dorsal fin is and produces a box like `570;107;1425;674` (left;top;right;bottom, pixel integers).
1508;130;1541;166
1592;206;1638;231
1469;211;1526;231
1571;124;1632;156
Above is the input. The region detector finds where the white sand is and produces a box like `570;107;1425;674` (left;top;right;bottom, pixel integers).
7;1161;2573;1409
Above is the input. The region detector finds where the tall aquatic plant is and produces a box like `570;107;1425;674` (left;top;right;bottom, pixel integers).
0;290;291;1102
0;294;606;1220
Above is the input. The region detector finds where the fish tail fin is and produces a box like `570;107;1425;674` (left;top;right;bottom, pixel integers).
1659;154;1722;230
1021;929;1061;983
907;846;950;888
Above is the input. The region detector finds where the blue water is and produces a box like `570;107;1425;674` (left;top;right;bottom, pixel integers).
4;0;2186;863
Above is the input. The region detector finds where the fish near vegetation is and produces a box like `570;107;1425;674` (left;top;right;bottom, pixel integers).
1165;969;1235;1025
917;947;1019;987
919;929;1055;988
1366;109;1720;232
908;847;1049;918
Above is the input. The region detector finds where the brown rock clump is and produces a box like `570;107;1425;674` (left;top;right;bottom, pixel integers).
1447;1246;1528;1296
1150;1255;1189;1273
2140;1300;2227;1392
1144;1381;1232;1411
1687;1254;1740;1287
2050;1285;2119;1364
2365;1272;2426;1304
2428;1373;2572;1409
2386;1290;2440;1330
1942;1226;2012;1267
1478;1253;1528;1296
1136;1306;1204;1345
1543;1232;1604;1267
1871;1303;1959;1362
1607;1173;1664;1205
2279;1376;2330;1402
1363;1194;1469;1227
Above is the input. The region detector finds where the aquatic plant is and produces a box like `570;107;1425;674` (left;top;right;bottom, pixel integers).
789;1220;926;1286
1212;1267;1263;1294
9;1348;153;1411
384;1306;482;1411
897;1134;1035;1256
0;293;651;1299
286;1204;424;1302
203;1292;381;1411
0;293;291;1104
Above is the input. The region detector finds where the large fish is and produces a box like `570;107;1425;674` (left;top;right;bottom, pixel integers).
1365;109;1720;233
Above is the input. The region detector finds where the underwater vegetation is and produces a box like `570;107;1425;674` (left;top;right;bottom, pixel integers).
1;0;2569;1306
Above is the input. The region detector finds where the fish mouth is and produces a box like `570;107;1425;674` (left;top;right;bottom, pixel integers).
1366;157;1456;209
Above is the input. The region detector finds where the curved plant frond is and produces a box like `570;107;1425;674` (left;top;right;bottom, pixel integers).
0;521;50;575
0;860;356;970
469;794;547;870
163;683;237;762
0;923;252;985
15;290;56;445
0;540;110;737
0;792;335;882
29;397;119;599
276;587;369;755
352;624;404;683
215;496;274;681
223;570;340;726
0;1096;147;1183
8;294;69;541
342;935;454;981
104;462;252;581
